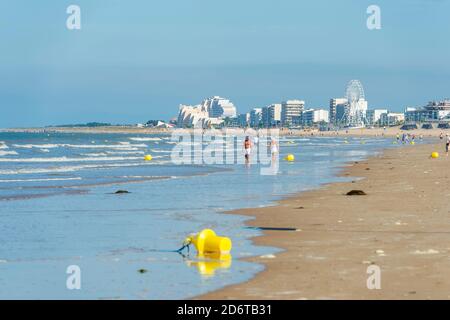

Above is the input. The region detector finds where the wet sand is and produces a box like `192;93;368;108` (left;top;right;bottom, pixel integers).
200;140;450;299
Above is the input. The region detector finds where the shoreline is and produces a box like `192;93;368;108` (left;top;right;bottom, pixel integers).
2;126;450;138
198;140;450;299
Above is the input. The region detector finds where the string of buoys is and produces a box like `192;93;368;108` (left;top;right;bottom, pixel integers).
144;154;152;161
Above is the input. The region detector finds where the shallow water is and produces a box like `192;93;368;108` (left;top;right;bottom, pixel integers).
0;132;406;299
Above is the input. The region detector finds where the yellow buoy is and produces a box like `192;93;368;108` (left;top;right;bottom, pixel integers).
185;229;232;254
144;154;152;161
410;141;415;145
284;154;295;162
431;152;439;159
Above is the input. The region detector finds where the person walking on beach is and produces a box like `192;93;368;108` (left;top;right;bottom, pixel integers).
244;136;252;164
446;134;450;156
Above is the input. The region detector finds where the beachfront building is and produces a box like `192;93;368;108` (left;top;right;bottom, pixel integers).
177;104;209;128
380;112;405;126
177;96;237;128
281;100;304;127
207;96;237;118
366;109;388;126
250;108;263;128
302;109;329;126
404;100;450;123
329;98;347;125
262;103;282;128
237;113;250;127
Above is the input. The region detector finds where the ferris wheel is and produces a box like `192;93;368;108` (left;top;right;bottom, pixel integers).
341;80;367;127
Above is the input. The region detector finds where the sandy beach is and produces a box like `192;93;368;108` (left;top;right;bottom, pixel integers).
200;140;450;300
3;125;450;138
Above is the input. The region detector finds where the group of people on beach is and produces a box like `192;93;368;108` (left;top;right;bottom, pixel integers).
243;136;278;164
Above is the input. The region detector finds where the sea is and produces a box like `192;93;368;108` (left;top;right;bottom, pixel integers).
0;131;402;299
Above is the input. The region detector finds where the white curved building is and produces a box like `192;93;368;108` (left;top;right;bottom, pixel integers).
177;96;236;128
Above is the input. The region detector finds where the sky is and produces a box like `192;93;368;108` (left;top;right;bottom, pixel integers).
0;0;449;127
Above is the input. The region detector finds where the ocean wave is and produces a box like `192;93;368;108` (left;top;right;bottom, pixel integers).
0;177;82;183
81;151;146;157
0;142;8;149
0;156;142;163
11;143;148;149
0;163;146;175
129;137;161;141
149;149;172;153
80;152;108;157
0;150;18;156
105;150;145;155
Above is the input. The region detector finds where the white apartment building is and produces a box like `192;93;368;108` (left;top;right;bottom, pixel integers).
177;96;236;128
329;98;347;125
281;100;304;127
380;112;405;126
250;108;263;128
366;109;388;126
302;109;329;125
262;103;282;127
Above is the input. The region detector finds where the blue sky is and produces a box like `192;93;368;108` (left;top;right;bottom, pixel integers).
0;0;449;127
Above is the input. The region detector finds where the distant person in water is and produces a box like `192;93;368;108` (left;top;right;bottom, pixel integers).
270;138;278;161
244;136;252;163
446;134;450;156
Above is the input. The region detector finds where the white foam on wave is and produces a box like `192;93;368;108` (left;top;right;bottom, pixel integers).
0;150;18;156
0;156;142;163
80;152;108;157
11;143;148;149
129;137;162;142
0;177;82;183
105;150;145;155
0;142;8;149
0;162;145;175
150;149;172;153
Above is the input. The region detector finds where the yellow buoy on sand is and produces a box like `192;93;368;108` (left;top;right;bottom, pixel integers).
185;229;232;254
144;154;152;161
284;154;295;162
410;141;415;145
431;152;439;159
